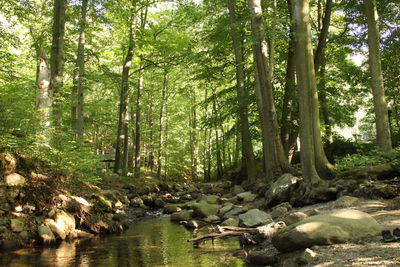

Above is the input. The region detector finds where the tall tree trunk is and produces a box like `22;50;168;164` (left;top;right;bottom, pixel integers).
363;0;392;152
157;68;168;179
212;86;224;180
72;0;89;142
280;0;298;162
148;95;155;171
293;0;324;193
36;49;51;130
134;61;143;178
203;88;211;182
49;0;67;128
114;10;137;175
190;90;198;181
247;0;289;183
227;0;257;182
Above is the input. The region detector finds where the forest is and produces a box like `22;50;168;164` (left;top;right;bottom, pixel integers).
1;0;400;265
1;0;399;187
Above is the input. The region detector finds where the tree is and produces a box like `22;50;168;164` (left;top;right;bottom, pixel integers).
293;0;325;193
50;0;67;128
72;0;89;142
247;0;289;183
114;5;138;175
227;0;257;182
363;0;392;152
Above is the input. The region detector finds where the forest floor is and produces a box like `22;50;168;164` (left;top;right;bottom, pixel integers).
284;199;400;266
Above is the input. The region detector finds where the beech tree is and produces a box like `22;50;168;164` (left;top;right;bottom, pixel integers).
363;0;392;152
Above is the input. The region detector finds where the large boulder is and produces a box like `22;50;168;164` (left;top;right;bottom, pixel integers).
4;173;26;186
272;209;381;252
238;209;273;227
192;201;219;218
170;210;194;221
265;173;301;207
224;206;248;219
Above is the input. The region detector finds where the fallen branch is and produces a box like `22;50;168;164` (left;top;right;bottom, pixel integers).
187;231;246;248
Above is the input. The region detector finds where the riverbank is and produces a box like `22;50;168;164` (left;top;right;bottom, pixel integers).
1;151;400;266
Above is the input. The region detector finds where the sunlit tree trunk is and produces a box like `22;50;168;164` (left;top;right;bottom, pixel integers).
247;0;289;183
49;0;67;128
227;0;257;182
293;0;324;192
114;9;137;175
71;0;89;142
212;86;224;180
36;49;51;131
189;89;198;181
364;0;392;152
157;68;168;179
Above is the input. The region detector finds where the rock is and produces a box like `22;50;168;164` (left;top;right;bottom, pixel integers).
163;204;182;214
4;173;26;186
282;212;308;226
0;153;16;175
333;196;359;208
170;210;194;221
198;195;219;204
279;248;317;266
256;221;286;239
38;224;56;243
10;218;25;232
154;198;166;208
237;192;257;202
270;202;292;219
204;215;220;223
114;200;124;209
224;206;248;219
232;185;245;195
246;248;279;265
53;211;75;238
265;173;302;207
221;217;240;227
219;202;234;215
47;219;66;239
272;209;381;252
238;209;273;227
130;197;144;207
192;201;219;218
74;229;94;239
187;220;199;228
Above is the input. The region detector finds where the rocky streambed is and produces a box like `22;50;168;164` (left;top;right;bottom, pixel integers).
1;152;400;266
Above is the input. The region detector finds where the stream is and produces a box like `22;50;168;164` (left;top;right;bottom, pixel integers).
0;216;251;266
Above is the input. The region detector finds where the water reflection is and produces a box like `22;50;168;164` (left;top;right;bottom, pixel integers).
0;217;248;267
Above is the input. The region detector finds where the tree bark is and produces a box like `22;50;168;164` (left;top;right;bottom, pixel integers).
293;0;324;192
72;0;89;142
114;9;137;175
227;0;257;182
247;0;289;183
364;0;392;152
49;0;67;128
36;49;51;130
157;68;168;179
134;60;143;178
280;0;298;162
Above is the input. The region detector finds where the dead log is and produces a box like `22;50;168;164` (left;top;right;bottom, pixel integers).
188;231;247;248
338;162;400;180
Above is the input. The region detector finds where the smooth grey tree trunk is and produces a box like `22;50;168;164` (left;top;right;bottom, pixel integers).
227;0;257;182
364;0;392;152
293;0;324;193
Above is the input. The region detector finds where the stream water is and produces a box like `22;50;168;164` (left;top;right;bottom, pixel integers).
0;216;250;267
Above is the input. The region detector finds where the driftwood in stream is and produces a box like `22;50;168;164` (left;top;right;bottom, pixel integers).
188;231;247;248
188;221;286;248
338;162;400;180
